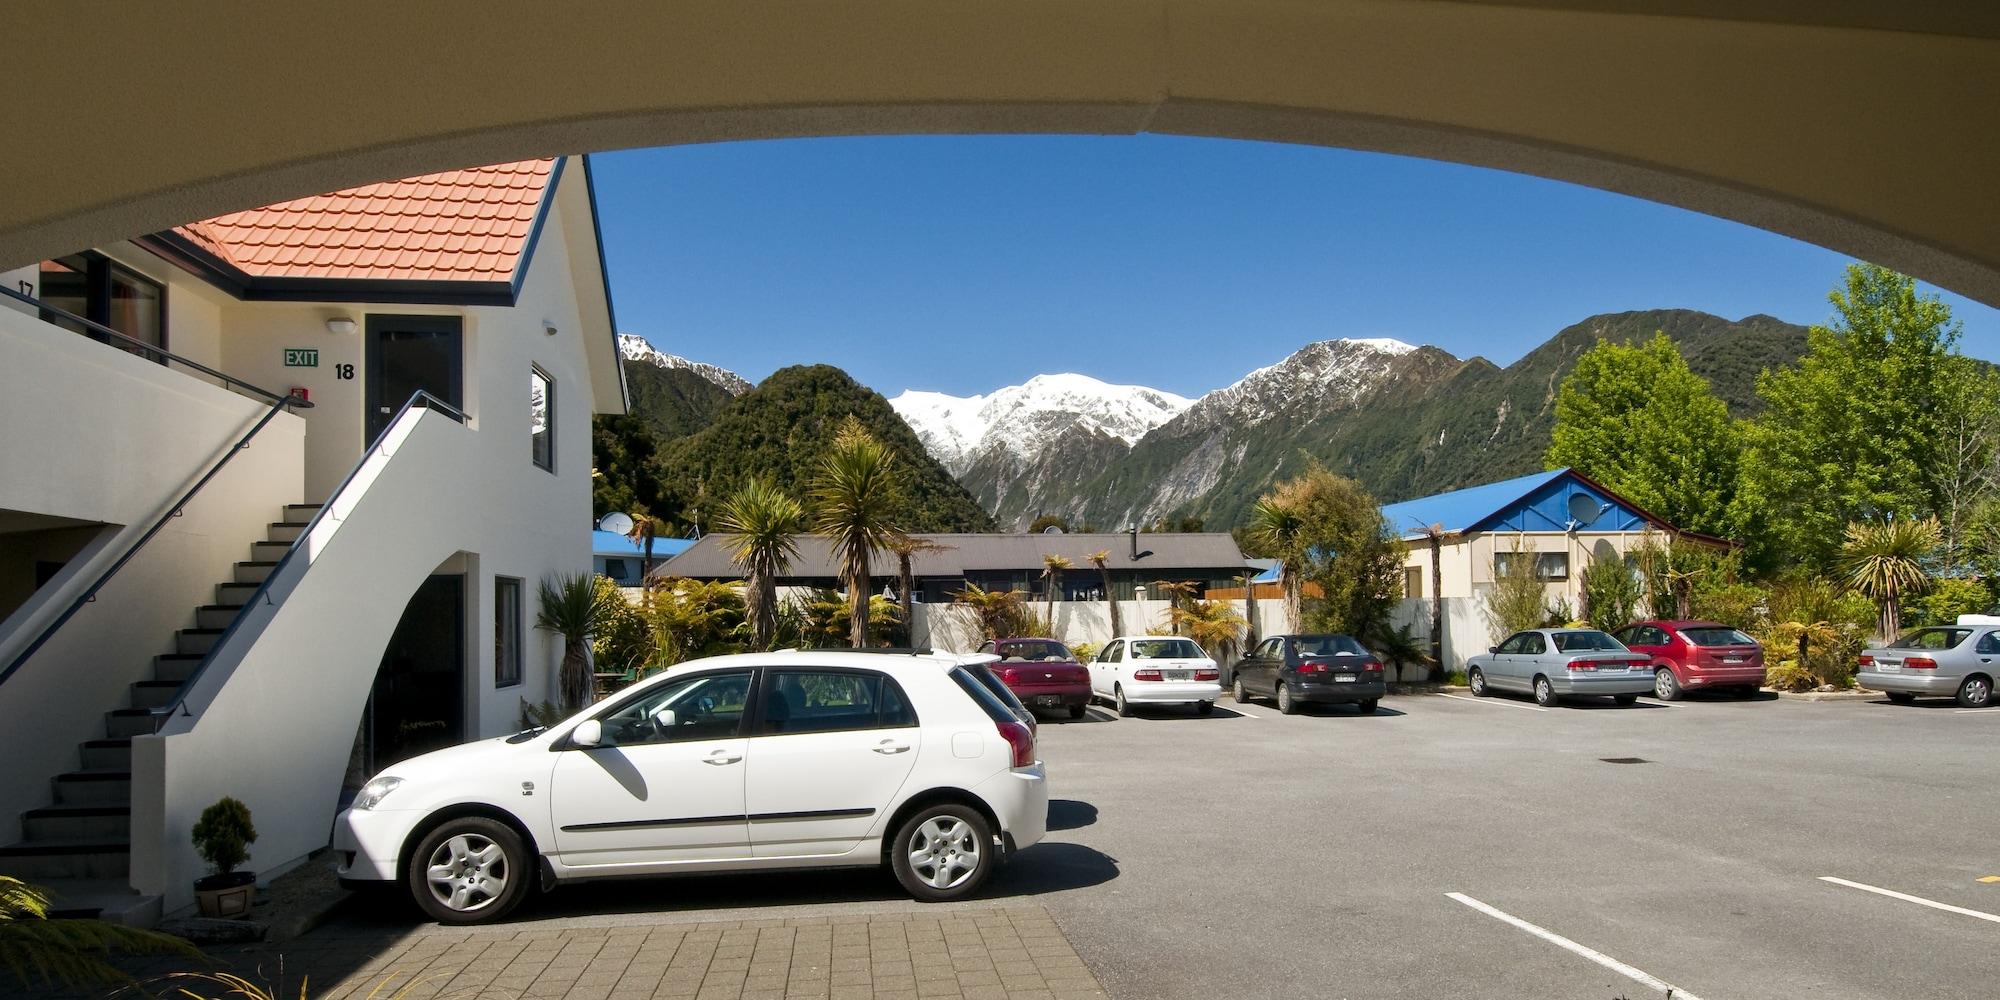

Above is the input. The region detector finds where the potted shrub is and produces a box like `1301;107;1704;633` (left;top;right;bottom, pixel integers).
190;797;257;918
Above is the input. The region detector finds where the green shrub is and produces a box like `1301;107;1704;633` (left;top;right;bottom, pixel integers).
190;798;256;875
1905;577;1994;627
1580;556;1643;630
1690;581;1768;629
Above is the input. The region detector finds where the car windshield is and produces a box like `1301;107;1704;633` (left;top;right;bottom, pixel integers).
1292;634;1367;657
1681;626;1757;647
1130;638;1203;659
1889;627;1972;650
1552;630;1625;652
996;640;1075;661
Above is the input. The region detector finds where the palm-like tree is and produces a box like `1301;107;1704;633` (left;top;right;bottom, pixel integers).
625;512;666;598
1842;517;1941;640
1169;599;1247;663
1415;522;1452;679
1247;495;1307;633
953;582;1026;642
1088;549;1121;636
536;572;622;712
1040;554;1073;637
715;477;805;650
1152;580;1201;635
811;417;904;648
2;875;197;992
885;535;951;647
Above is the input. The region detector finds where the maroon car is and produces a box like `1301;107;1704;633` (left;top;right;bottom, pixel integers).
977;638;1092;719
1610;619;1766;700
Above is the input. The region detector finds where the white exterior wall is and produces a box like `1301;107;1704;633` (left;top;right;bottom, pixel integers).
0;301;304;833
909;596;1288;655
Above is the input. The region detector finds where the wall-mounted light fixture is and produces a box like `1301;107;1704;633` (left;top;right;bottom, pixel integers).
325;316;357;336
543;321;559;337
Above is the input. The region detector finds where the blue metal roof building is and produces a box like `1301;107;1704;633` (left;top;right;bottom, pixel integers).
593;530;693;586
1379;467;1725;544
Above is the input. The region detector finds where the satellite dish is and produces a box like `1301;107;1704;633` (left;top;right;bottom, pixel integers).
1042;525;1064;534
1566;493;1604;528
597;511;635;536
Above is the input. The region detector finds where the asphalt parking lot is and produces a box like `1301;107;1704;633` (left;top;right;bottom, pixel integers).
47;690;1999;1000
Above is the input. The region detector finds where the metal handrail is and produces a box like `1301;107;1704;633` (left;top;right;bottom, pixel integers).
0;390;311;690
0;284;295;406
157;389;464;721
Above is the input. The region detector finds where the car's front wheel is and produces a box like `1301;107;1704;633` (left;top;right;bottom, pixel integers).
1957;675;1993;708
1468;668;1489;697
1533;676;1557;708
408;817;531;925
1654;667;1682;701
1232;678;1249;703
890;804;994;902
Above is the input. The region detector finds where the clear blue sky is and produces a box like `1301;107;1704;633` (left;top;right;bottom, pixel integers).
592;135;2000;399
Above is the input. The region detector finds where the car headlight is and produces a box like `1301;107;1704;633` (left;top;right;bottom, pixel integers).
351;776;404;811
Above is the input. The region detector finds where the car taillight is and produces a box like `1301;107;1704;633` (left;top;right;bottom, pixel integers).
1133;668;1163;681
1906;656;1938;670
1565;658;1597;672
997;720;1035;768
1195;668;1219;681
1360;659;1384;672
1857;654;1874;667
999;667;1019;684
1297;662;1327;674
1628;658;1651;669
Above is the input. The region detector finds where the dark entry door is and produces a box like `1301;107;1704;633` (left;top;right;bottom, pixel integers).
367;574;466;772
366;315;462;443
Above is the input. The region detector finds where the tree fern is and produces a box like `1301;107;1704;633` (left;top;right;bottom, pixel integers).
1;875;198;991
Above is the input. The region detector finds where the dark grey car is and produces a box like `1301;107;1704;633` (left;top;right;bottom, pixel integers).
1229;633;1387;714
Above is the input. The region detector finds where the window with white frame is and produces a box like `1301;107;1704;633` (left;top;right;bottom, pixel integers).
1494;550;1569;581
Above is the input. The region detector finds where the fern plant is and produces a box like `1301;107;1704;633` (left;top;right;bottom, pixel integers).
1;875;197;991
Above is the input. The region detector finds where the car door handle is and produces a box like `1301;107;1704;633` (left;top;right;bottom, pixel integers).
873;740;911;755
703;749;743;765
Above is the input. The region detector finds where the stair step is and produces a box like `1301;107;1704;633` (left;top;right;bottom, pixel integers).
267;521;310;543
195;604;245;629
33;878;160;926
250;540;292;561
232;561;278;584
282;503;324;521
24;804;131;841
176;627;224;655
80;738;131;771
53;770;131;805
129;679;182;710
104;709;162;739
153;653;203;684
0;839;130;879
217;582;260;605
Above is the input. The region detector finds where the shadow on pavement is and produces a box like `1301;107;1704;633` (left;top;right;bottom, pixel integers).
1046;799;1098;831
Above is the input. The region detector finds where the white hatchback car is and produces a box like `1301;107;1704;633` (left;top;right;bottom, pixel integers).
1089;635;1223;716
333;650;1048;924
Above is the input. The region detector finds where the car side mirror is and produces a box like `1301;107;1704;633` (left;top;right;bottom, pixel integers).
652;708;677;729
1488;646;1499;654
570;719;603;748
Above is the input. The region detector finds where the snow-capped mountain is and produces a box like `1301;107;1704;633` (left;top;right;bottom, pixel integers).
890;374;1192;477
618;333;752;395
1172;337;1416;434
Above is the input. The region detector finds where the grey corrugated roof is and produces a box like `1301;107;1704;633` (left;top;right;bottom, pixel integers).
654;532;1252;581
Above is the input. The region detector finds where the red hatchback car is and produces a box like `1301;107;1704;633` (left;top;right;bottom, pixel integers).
977;638;1092;719
1610;619;1766;700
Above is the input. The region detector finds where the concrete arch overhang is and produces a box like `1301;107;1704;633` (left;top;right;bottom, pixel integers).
6;1;2000;304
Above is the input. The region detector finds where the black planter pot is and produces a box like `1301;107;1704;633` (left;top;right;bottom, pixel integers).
193;871;256;918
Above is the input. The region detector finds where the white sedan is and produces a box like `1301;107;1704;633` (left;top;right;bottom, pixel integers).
332;650;1047;924
1090;635;1223;716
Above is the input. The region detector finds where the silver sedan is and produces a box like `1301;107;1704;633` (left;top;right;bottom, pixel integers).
1466;628;1655;707
1857;626;1999;708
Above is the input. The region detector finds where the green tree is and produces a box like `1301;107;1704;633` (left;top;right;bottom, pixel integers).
811;417;904;648
1840;517;1940;640
952;583;1027;642
1;876;197;992
1167;599;1247;662
1579;554;1643;631
715;477;805;650
1546;332;1741;537
536;572;623;712
1485;537;1550;638
1246;495;1308;633
1737;265;1971;569
885;535;950;646
1250;466;1403;639
644;577;747;665
1040;554;1074;634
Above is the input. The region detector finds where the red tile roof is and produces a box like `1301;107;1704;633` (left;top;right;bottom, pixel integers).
172;159;555;282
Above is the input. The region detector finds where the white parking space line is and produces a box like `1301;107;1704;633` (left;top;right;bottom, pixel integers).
1445;892;1707;1000
1433;692;1547;712
1819;876;2000;925
1952;708;1999;715
1226;703;1264;719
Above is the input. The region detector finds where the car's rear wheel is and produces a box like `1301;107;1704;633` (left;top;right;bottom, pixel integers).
1884;691;1918;704
890;803;994;902
1614;694;1638;706
1533;676;1557;708
1468;668;1489;697
1195;700;1215;716
1957;675;1993;708
1067;703;1086;720
408;817;531;925
1653;667;1682;701
1276;684;1297;715
1114;685;1132;718
1355;699;1378;714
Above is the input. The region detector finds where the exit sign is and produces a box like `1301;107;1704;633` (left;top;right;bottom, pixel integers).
284;348;319;368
